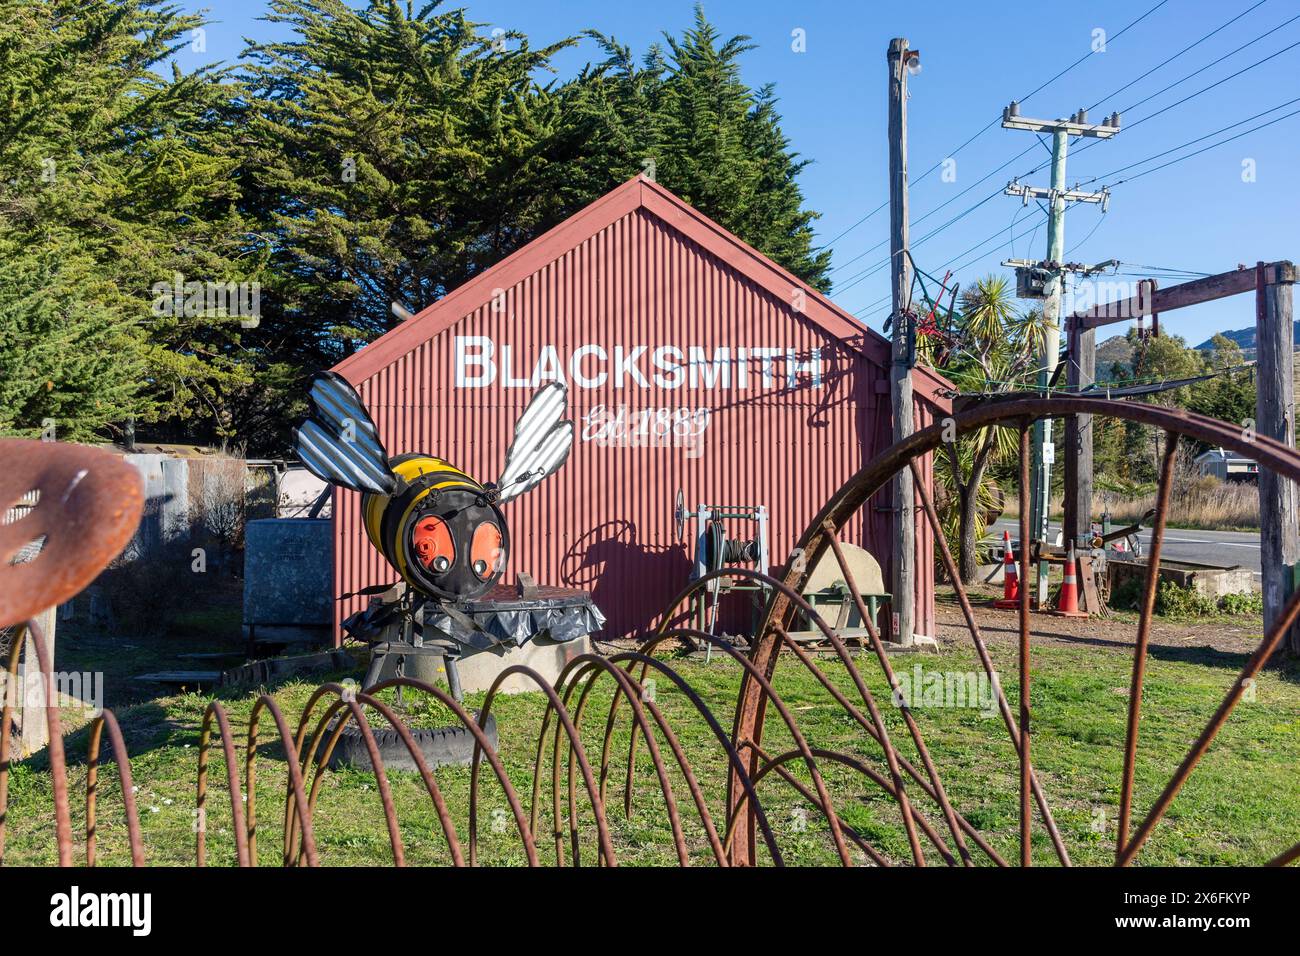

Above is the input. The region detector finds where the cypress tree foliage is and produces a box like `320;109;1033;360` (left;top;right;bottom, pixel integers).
0;0;263;442
239;0;587;370
575;6;831;290
240;0;832;385
0;0;831;450
0;256;145;443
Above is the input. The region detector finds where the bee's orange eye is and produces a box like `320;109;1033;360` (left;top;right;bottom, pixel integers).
412;516;455;573
470;522;503;580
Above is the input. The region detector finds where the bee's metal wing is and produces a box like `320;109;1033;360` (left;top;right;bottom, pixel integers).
293;372;396;495
495;382;574;504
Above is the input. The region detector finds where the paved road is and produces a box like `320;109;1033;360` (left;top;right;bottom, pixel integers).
989;519;1262;576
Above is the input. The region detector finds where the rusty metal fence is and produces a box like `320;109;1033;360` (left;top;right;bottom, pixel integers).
3;400;1299;866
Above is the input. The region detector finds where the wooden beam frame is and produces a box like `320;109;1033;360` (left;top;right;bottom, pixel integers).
1071;261;1295;330
1064;260;1298;655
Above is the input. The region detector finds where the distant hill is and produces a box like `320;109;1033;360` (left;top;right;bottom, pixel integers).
1095;335;1134;371
1194;327;1300;358
1088;328;1297;372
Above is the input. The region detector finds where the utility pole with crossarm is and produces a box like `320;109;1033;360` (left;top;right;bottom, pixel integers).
1000;102;1120;605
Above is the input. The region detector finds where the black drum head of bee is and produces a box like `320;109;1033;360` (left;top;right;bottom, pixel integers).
398;484;509;601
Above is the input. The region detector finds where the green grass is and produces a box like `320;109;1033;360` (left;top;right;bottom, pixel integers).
4;641;1298;867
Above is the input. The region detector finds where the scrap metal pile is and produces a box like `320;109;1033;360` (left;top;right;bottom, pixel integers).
3;398;1299;866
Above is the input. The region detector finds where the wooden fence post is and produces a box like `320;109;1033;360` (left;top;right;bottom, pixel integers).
1255;261;1298;656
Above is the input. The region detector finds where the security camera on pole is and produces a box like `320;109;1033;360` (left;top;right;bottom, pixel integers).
999;102;1119;606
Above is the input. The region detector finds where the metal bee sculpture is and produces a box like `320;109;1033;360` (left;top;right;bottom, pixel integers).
293;372;574;603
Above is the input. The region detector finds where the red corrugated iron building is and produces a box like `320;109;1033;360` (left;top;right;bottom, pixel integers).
331;176;953;641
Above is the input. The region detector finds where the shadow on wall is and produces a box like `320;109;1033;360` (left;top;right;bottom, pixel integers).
560;519;694;639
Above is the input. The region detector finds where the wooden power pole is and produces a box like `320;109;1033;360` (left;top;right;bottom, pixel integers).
887;38;916;645
1255;261;1299;653
1062;316;1095;548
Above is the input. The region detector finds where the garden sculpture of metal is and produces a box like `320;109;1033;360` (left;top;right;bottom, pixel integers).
293;372;574;603
3;400;1300;866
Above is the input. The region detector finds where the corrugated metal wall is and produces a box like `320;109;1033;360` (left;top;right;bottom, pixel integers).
335;206;939;640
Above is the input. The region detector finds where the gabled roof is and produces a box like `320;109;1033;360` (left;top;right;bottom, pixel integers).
333;175;953;407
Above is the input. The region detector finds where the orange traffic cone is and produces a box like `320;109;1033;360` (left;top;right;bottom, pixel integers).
1053;543;1089;618
994;530;1020;609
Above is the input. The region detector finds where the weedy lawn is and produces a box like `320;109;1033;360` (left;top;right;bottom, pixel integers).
5;632;1297;867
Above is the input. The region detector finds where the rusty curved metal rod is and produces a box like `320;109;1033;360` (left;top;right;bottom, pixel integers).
741;739;998;868
555;661;627;837
357;692;465;866
656;568;927;864
474;662;617;867
554;657;710;865
907;456;1071;865
286;684;447;867
85;710;145;867
23;619;73;866
292;696;354;865
1267;841;1300;867
1018;422;1032;867
822;527;972;866
728;744;894;866
593;656;731;866
362;676;539;867
0;623;26;864
1117;432;1179;861
651;569;1003;864
760;618;997;866
1119;580;1300;865
547;654;694;866
732;396;1300;866
197;701;250;867
650;626;859;866
614;644;783;865
342;697;406;865
246;694;319;866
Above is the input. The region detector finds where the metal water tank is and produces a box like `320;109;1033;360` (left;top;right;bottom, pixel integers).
243;518;332;647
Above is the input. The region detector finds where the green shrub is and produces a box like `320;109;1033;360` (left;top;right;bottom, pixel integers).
1110;577;1261;618
1155;580;1218;618
1219;591;1264;615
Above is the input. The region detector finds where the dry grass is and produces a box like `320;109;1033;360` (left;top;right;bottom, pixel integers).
1100;477;1258;531
999;438;1261;532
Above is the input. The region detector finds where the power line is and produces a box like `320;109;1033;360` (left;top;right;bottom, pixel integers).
1119;11;1300;117
1084;0;1270;112
832;2;1233;289
838;6;1298;318
834;130;1069;293
1080;95;1300;185
835;146;1067;294
1065;208;1108;257
844;90;1300;312
1118;262;1213;277
1108;104;1300;186
818;0;1172;251
828;142;1038;278
855;212;1047;321
860;95;1298;318
1070;12;1300;163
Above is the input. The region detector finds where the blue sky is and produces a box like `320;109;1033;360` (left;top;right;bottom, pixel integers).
176;0;1300;348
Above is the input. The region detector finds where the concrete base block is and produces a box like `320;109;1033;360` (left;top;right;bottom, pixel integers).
456;635;593;694
1107;558;1255;602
